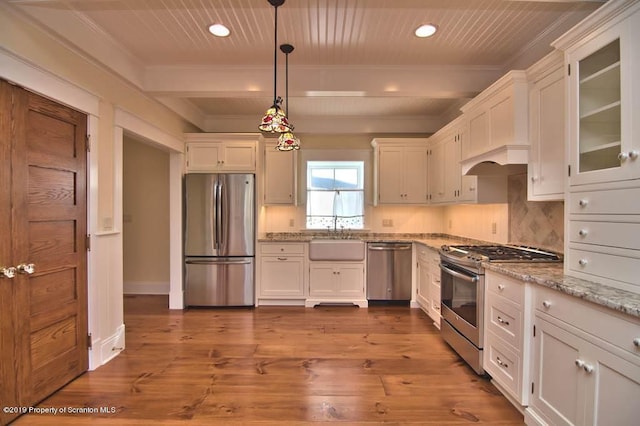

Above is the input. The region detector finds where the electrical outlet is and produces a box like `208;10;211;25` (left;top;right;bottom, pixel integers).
492;222;497;234
382;219;393;227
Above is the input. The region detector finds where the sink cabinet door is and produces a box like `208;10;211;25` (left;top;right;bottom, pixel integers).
309;263;365;299
335;264;365;298
309;264;337;297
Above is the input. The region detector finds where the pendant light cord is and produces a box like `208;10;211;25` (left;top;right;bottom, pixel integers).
272;4;279;106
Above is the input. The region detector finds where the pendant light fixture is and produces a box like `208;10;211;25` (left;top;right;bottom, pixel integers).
259;0;292;133
276;43;300;151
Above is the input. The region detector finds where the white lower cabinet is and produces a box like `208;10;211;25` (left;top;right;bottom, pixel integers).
526;286;640;426
416;243;440;327
257;243;307;305
484;271;531;406
307;262;366;307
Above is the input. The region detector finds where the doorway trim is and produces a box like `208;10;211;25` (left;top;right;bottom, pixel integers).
114;108;184;309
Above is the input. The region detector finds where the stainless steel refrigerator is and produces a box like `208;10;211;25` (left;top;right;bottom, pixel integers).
184;173;255;306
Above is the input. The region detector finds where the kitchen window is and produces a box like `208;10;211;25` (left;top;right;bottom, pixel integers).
306;161;364;229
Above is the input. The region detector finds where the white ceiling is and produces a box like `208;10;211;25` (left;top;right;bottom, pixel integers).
7;0;605;134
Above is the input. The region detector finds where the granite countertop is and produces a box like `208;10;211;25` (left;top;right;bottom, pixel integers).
259;232;640;319
483;262;640;319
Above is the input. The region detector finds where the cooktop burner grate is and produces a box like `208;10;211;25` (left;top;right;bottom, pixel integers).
442;244;562;262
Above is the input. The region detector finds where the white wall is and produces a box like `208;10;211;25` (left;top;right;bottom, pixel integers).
0;5;191;369
123;136;170;294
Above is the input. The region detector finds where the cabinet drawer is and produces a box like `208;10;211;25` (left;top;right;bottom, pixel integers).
569;187;640;215
416;243;436;263
484;332;521;399
260;243;306;255
486;296;522;348
486;272;524;305
569;220;640;251
535;286;640;357
567;245;640;290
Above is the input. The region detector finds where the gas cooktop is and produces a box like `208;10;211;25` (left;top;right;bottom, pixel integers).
441;244;562;263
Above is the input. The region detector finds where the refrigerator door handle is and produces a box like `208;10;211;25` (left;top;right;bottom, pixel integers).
218;181;224;249
186;259;252;265
213;181;221;250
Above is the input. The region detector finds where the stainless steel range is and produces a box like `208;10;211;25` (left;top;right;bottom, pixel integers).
439;244;562;375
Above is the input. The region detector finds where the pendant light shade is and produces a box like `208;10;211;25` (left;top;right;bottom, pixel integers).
259;0;293;133
276;43;300;151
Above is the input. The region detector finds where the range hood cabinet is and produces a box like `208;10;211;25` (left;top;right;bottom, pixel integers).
461;146;529;176
460;71;529;176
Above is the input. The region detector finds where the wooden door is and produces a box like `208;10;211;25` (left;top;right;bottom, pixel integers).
0;80;88;424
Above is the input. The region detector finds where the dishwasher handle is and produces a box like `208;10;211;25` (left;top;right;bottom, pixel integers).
368;243;412;251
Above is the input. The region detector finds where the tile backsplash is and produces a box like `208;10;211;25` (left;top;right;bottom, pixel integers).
508;174;564;253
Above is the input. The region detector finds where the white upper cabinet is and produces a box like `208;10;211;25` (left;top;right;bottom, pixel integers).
460;70;530;174
553;0;640;186
553;0;640;293
263;143;297;205
527;50;566;201
372;138;429;205
185;133;260;172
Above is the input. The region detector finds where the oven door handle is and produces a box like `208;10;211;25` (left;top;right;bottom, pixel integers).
440;264;479;283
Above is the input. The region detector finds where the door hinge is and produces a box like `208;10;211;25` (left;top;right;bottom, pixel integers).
531;382;535;394
86;134;91;152
568;64;571;76
86;234;91;251
87;333;93;350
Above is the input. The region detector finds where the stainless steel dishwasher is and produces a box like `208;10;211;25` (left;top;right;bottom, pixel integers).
366;242;412;301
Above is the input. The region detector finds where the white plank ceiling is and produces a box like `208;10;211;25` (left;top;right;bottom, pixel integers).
6;0;605;133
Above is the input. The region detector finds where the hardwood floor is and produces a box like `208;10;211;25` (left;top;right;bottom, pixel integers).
14;296;524;425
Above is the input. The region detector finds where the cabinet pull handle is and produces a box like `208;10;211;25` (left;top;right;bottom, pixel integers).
542;300;551;309
277;257;288;261
497;316;510;326
496;357;508;369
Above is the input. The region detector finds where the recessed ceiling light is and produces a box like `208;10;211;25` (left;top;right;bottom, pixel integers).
208;24;230;37
415;24;437;38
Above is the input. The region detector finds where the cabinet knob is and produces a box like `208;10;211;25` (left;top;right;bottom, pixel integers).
578;259;588;266
542;300;551;309
633;338;640;347
618;152;629;162
575;359;585;368
16;263;35;275
578;229;588;237
629;150;639;160
583;364;594;374
531;176;538;183
578;199;588;207
497;284;505;291
1;266;16;279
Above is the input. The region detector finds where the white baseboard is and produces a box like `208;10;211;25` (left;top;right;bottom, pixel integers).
100;324;125;367
124;280;169;295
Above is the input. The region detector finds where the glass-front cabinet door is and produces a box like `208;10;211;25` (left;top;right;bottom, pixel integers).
568;23;639;186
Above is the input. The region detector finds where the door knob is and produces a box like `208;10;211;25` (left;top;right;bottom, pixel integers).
1;266;17;279
16;263;35;275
